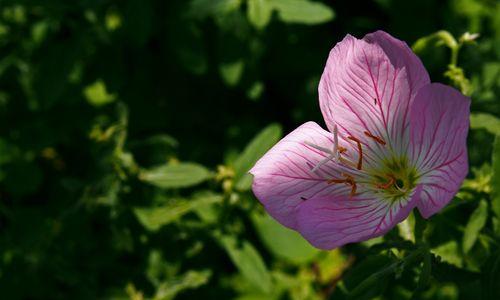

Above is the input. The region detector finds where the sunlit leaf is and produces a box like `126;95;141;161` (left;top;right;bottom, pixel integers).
133;194;222;231
462;164;492;194
154;270;212;300
105;11;122;31
431;241;463;268
192;191;222;223
220;236;273;294
463;200;488;253
139;162;211;189
247;0;273;29
233;123;282;190
83;80;117;107
219;60;245;86
31;21;49;44
470;113;500;135
134;200;191;231
251;212;319;264
269;0;335;25
316;250;350;285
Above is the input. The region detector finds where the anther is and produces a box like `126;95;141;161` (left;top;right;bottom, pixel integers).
364;131;386;145
350;181;357;197
328;174;357;197
327;178;349;184
376;175;396;189
374;98;378;105
347;136;363;170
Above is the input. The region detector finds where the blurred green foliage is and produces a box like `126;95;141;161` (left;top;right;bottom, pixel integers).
0;0;500;299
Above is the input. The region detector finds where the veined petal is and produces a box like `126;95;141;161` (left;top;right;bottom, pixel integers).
409;83;470;218
250;122;350;229
319;31;430;164
364;30;430;92
296;186;422;250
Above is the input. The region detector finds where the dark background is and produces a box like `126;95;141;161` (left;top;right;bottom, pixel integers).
0;0;499;299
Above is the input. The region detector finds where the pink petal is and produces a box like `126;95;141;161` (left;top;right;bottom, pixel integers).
364;30;430;92
296;186;422;250
250;122;349;230
409;83;470;218
319;31;430;161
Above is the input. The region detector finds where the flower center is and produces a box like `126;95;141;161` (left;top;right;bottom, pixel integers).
305;126;418;200
369;156;418;201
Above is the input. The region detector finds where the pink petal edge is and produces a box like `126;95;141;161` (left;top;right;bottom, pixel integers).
295;186;423;250
250;122;351;229
409;83;470;218
318;31;430;160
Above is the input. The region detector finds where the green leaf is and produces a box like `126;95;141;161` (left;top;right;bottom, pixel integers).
233;123;282;190
462;164;492;194
134;200;192;231
154;270;212;300
139;162;211;189
411;250;431;299
133;194;222;231
463;200;488;253
481;249;500;300
247;0;273;29
492;135;500;234
251;212;319;264
347;249;425;300
247;81;264;100
83;79;117;107
220;236;273;294
431;240;463;268
189;0;242;19
269;0;335;25
219;60;245;86
470;113;500;135
343;254;395;300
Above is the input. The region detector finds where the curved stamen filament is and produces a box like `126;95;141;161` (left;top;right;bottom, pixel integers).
364;131;386;145
347;136;363;170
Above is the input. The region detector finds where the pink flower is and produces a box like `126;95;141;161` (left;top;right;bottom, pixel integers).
250;31;470;250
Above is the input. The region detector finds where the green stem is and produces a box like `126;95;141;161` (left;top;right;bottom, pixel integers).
450;44;461;67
